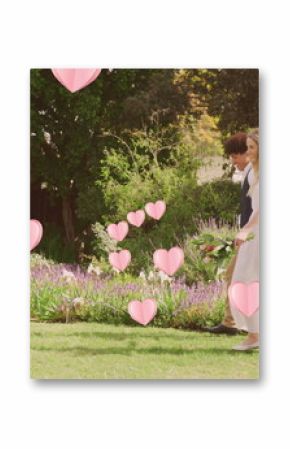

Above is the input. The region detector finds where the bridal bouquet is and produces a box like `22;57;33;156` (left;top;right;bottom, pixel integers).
192;233;235;262
191;232;254;279
193;232;254;259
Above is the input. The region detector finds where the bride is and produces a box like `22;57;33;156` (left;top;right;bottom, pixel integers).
230;128;259;351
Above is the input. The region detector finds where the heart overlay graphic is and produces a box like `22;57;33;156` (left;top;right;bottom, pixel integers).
153;247;184;276
228;281;259;317
145;200;166;220
30;219;43;251
107;221;129;241
109;250;131;271
51;69;101;93
128;299;157;325
127;210;145;227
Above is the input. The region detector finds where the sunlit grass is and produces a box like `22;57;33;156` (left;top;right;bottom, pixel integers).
31;322;259;380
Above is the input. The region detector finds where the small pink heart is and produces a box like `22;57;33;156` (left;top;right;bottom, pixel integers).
107;221;129;241
145;200;166;220
228;282;259;317
51;69;102;93
153;247;184;276
30;219;43;251
128;299;157;326
109;250;131;272
127;210;145;227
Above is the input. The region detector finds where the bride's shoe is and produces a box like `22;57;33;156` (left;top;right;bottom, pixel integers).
232;341;259;351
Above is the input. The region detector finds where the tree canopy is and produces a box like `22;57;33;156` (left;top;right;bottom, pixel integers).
30;69;258;261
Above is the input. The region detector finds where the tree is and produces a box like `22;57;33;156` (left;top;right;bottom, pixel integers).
31;69;104;248
178;69;259;135
30;69;194;257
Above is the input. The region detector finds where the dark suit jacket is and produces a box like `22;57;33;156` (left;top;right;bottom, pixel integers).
240;168;253;227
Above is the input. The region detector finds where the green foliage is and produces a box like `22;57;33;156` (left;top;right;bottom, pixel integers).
30;253;55;269
34;223;76;263
90;113;229;273
177;113;224;157
91;222;119;258
178;69;259;135
31;69;104;197
191;179;241;225
92;166;240;276
172;298;225;329
31;283;65;322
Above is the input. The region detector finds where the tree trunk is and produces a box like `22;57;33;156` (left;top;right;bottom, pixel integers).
62;196;75;244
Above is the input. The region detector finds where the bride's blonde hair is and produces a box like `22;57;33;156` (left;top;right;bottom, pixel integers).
247;128;259;195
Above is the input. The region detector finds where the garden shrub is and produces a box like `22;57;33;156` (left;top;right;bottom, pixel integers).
191;179;241;226
172;298;225;330
92;178;240;279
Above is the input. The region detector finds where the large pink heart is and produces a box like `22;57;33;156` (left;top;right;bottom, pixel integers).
51;69;102;93
228;282;259;317
109;250;131;272
127;210;145;227
145;200;166;220
153;247;184;276
107;221;129;241
128;299;157;326
30;219;43;251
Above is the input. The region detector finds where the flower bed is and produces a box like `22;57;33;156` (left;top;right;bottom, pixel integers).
31;255;226;329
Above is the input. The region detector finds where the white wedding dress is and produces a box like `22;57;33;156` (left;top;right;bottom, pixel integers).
230;169;259;333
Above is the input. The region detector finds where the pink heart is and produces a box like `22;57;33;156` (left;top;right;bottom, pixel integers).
128;299;157;326
107;221;129;241
109;250;131;272
145;200;166;220
51;69;102;93
153;247;184;276
30;219;43;251
228;282;259;317
127;210;145;227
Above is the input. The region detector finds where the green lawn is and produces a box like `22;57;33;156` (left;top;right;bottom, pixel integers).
30;322;259;380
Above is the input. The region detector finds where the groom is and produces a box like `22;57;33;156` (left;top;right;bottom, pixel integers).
206;132;252;335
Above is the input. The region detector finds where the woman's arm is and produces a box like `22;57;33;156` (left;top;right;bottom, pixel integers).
236;210;259;241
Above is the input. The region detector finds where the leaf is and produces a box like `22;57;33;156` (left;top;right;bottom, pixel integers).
201;233;215;242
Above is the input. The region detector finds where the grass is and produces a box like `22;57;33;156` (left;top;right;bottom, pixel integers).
30;322;259;380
